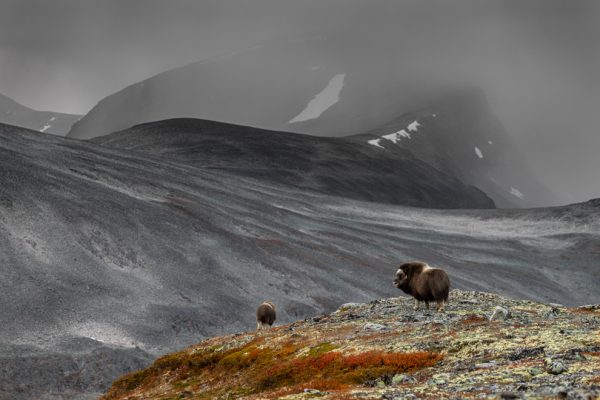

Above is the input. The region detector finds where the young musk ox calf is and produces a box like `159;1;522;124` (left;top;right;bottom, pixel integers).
256;301;276;331
393;261;450;312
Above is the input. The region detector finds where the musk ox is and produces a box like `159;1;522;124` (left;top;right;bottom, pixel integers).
393;261;450;312
256;301;276;331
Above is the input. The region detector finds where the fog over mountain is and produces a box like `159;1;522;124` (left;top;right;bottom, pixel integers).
1;0;599;204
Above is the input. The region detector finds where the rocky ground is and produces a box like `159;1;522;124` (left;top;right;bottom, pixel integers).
102;290;600;399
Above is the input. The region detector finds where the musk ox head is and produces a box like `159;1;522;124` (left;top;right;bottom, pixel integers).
394;262;425;293
393;267;408;290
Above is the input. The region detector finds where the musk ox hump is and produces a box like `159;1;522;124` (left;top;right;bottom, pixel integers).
416;268;450;302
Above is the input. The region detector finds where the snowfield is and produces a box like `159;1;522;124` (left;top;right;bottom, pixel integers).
510;186;525;199
475;146;484;158
289;73;345;123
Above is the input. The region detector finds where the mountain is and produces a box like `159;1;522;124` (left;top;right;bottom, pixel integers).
359;89;559;208
102;290;600;400
0;123;598;399
64;37;556;207
92;118;495;209
0;92;80;135
67;36;414;140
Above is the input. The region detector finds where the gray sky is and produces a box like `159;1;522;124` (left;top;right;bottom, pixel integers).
1;0;599;204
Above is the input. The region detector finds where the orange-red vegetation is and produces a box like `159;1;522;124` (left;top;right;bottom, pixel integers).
569;307;600;315
256;349;442;392
460;314;488;324
103;336;442;399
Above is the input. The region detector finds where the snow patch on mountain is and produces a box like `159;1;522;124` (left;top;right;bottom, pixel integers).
368;139;385;148
397;129;411;139
288;73;345;123
382;130;412;144
488;140;493;145
381;133;399;143
40;124;51;133
509;187;524;199
474;146;484;159
407;120;420;132
368;122;421;148
49;116;56;122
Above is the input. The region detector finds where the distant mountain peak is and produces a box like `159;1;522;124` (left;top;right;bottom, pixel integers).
362;89;559;208
0;92;81;136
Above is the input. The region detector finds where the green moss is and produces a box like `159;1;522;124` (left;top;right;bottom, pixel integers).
111;369;153;392
307;342;338;357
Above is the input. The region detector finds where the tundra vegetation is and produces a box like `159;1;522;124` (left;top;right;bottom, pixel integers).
102;290;600;399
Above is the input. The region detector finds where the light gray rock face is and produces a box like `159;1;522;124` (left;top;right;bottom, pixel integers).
0;123;598;398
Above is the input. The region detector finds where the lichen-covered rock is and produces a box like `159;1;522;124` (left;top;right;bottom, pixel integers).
545;358;568;375
489;306;511;321
363;322;390;331
335;303;364;313
391;373;414;385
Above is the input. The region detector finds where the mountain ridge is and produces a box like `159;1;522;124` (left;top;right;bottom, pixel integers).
92;117;495;210
64;37;463;140
0;92;80;136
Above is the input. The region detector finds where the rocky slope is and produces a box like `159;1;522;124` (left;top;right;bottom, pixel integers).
0;92;80;135
92;118;495;209
0;123;598;399
102;290;600;399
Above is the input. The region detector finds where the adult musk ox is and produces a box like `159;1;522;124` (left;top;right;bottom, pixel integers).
394;261;450;311
256;301;276;330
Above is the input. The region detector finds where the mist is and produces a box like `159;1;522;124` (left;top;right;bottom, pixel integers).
1;0;598;204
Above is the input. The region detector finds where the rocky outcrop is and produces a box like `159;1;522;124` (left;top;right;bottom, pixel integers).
102;290;600;399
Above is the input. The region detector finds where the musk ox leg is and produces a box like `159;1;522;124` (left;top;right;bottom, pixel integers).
256;321;262;331
425;302;430;310
436;301;445;312
413;299;420;311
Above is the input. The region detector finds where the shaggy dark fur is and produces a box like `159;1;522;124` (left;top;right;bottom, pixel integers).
256;301;276;330
393;261;450;311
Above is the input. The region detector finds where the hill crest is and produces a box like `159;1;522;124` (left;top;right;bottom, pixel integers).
102;290;600;400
